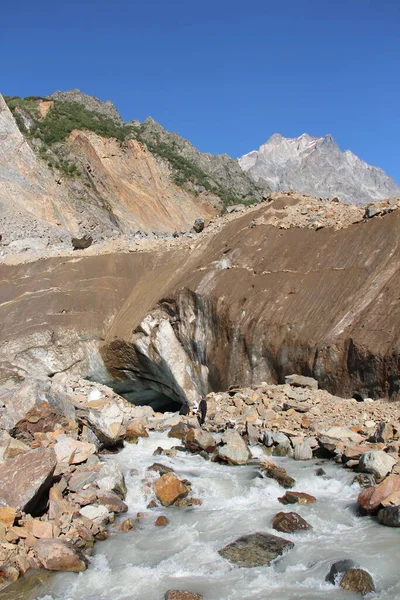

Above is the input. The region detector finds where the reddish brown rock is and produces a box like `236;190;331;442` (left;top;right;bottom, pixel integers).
165;592;202;600
12;404;74;443
155;516;169;526
272;511;312;533
154;473;189;507
0;448;56;513
357;474;400;512
168;422;193;441
278;491;316;505
0;507;17;528
124;420;149;442
34;538;88;572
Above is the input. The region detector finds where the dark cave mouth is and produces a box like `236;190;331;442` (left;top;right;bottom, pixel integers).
101;378;183;413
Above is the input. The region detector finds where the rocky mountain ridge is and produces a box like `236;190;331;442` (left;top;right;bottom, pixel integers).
239;133;400;205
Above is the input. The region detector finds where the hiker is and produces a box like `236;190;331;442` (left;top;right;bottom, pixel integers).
198;396;207;426
179;402;189;416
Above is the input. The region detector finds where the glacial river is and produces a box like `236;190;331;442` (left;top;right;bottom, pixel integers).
27;432;400;599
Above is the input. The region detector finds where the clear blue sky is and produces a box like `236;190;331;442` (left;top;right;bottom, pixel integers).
2;0;399;181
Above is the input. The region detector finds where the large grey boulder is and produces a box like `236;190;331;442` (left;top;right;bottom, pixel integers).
293;442;313;461
218;532;294;567
217;431;251;465
0;448;56;513
359;450;396;479
377;505;400;527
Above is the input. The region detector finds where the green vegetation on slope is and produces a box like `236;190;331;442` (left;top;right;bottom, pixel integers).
132;125;245;207
4;95;249;208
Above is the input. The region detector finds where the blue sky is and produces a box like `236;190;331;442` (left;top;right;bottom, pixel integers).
2;0;399;181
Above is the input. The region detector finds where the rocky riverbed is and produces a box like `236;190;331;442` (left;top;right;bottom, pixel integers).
0;375;400;598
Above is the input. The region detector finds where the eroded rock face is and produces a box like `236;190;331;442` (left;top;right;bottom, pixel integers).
0;448;56;513
2;200;400;403
218;532;294;567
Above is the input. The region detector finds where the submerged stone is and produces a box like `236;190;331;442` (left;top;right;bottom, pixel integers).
218;532;294;567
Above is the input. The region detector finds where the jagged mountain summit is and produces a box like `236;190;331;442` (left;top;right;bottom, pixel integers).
239;133;400;205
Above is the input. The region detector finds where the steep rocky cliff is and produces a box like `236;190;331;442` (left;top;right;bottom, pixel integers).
0;93;217;251
1;195;399;406
239;133;400;205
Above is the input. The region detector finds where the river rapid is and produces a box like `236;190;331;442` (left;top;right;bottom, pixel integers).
34;431;399;600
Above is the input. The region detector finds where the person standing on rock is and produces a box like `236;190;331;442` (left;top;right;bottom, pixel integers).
198;396;207;426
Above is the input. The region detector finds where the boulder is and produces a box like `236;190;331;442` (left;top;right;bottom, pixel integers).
319;426;363;446
278;491;316;505
259;458;295;489
272;512;312;533
192;217;205;233
364;204;381;219
12;403;75;444
0;435;30;461
0;507;17;528
377;505;400;527
79;504;110;525
165;592;202;600
71;234;93;250
155;516;169;526
34;538;88;572
185;429;217;453
168;422;194;441
154;473;189;507
0;448;56;513
357;475;400;512
359;450;396;479
325;559;360;583
96;460;127;498
226;204;245;213
0;379;51;431
218;532;294;567
124;420;149;442
340;569;375;595
284;375;318;389
217;431;251;465
54;435;96;466
96;490;128;513
77;399;125;447
293;442;313;461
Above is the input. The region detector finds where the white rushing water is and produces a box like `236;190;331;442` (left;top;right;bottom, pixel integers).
36;432;399;600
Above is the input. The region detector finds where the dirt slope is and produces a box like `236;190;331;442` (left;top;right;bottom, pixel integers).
0;196;399;400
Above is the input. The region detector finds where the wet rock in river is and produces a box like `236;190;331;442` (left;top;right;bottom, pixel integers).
278;491;316;505
155;515;169;526
357;474;400;512
272;511;312;533
148;463;174;476
340;568;375;595
259;458;295;488
168;422;194;441
154;473;189;507
165;591;203;600
218;532;294;567
377;505;400;527
325;559;360;583
124;420;149;443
